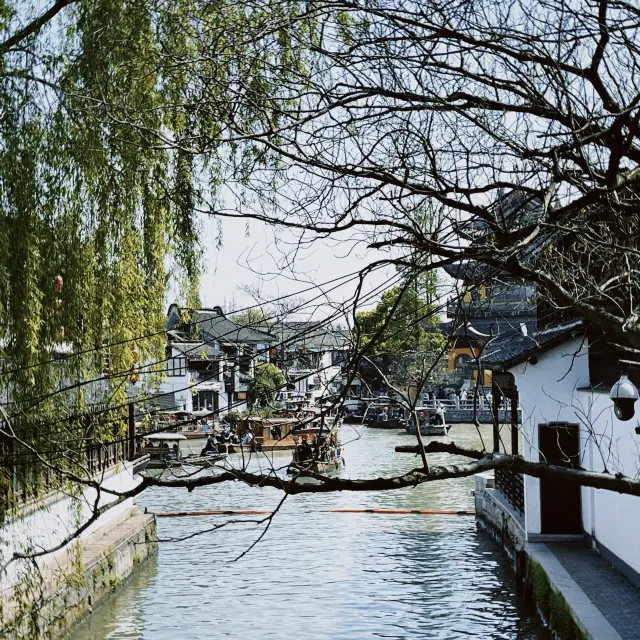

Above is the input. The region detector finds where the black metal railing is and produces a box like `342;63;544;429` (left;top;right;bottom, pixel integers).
495;468;525;515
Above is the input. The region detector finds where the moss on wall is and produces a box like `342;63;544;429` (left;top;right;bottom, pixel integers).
528;559;587;640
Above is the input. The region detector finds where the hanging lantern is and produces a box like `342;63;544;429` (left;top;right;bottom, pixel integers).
130;373;139;385
54;275;64;293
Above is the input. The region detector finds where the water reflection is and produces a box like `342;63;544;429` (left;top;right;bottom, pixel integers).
73;424;545;640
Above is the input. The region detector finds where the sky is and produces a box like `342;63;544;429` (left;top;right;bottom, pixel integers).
196;213;399;322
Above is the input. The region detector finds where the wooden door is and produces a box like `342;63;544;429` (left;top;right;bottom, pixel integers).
539;423;582;534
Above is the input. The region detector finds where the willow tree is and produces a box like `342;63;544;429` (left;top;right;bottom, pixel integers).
0;0;308;509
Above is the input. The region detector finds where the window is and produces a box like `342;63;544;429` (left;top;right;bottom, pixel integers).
166;357;187;377
193;391;218;412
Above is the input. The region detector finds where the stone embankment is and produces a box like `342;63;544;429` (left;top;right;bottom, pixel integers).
2;508;157;638
475;473;639;640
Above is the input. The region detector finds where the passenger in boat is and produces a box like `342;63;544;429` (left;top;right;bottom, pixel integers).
271;424;282;441
230;427;241;445
200;435;218;457
381;407;389;421
218;425;231;444
241;427;254;446
296;435;313;462
172;443;181;460
431;402;445;425
329;432;339;461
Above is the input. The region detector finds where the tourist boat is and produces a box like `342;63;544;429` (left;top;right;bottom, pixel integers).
404;407;452;436
405;422;452;437
141;433;226;475
141;432;189;475
287;456;344;475
221;414;338;454
363;401;407;429
182;451;228;469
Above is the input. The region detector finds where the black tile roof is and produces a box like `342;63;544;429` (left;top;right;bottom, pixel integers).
192;308;274;344
167;305;274;345
171;340;221;360
275;321;350;351
481;319;584;369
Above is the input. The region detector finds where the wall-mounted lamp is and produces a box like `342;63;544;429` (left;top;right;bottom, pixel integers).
610;360;640;421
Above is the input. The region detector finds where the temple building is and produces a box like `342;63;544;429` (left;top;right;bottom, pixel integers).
443;191;540;388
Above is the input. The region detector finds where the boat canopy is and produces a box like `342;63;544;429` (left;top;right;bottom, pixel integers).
143;432;187;441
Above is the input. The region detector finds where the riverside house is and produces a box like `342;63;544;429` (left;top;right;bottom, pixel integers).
479;316;640;593
158;304;274;415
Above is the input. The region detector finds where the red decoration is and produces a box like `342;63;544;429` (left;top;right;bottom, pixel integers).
54;275;63;293
130;373;139;385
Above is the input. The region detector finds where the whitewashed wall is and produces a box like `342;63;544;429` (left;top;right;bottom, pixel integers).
510;336;640;576
0;460;142;590
580;391;640;574
509;336;589;535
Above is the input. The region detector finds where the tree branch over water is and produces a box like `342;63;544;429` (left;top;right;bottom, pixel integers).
118;450;640;498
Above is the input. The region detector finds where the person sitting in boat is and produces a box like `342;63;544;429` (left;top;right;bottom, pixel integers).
271;424;282;441
382;407;389;421
431;402;446;425
217;425;231;444
172;443;181;460
241;427;254;446
329;432;339;461
316;435;329;461
200;435;218;457
296;435;313;462
230;427;241;445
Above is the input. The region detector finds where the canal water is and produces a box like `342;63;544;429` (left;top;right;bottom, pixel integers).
73;424;546;640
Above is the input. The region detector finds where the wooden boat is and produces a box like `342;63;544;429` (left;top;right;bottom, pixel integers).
231;415;337;453
287;456;344;475
286;435;343;476
179;429;216;440
182;452;227;468
367;417;406;429
405;422;452;437
141;432;189;470
216;440;296;454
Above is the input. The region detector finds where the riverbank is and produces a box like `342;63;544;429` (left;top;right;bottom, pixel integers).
475;472;640;640
1;508;157;639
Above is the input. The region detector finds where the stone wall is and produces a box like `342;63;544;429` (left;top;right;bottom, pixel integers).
474;474;588;640
1;509;157;639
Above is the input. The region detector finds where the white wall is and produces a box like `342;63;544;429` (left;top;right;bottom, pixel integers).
511;335;640;576
580;390;640;574
509;336;589;535
0;460;143;590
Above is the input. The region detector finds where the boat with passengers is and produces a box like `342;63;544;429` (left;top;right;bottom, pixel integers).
404;407;452;437
287;432;343;476
363;400;406;429
141;432;226;476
